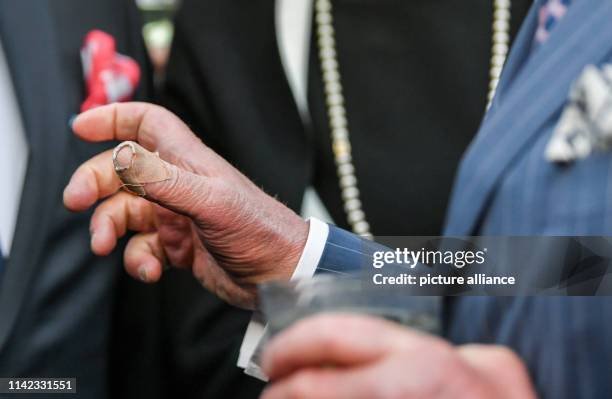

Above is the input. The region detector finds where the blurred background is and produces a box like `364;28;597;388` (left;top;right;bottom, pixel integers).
136;0;178;74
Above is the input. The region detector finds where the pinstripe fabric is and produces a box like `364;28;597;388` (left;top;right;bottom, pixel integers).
444;1;612;397
316;226;386;276
445;1;612;235
316;1;612;397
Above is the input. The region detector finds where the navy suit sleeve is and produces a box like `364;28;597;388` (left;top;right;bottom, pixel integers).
315;225;390;275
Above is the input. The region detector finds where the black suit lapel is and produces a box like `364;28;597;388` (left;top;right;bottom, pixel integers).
0;0;73;350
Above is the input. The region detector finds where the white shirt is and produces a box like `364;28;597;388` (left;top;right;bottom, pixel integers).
0;41;29;257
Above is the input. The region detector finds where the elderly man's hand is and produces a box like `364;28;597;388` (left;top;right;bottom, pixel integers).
261;314;537;399
63;103;308;309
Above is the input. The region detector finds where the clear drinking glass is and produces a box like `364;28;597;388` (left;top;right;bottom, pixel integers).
259;274;440;336
244;274;440;380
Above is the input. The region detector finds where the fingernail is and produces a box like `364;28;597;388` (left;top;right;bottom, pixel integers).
68;114;78;129
138;266;149;283
90;233;97;248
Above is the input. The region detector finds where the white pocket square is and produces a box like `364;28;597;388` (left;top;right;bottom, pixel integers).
546;64;612;163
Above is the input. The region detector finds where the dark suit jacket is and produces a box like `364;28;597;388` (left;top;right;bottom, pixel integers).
160;1;531;398
0;2;152;398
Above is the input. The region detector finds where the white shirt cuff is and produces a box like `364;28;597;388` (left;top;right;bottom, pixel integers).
288;217;329;279
237;218;330;376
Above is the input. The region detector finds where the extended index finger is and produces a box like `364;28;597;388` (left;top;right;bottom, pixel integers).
72;102;198;155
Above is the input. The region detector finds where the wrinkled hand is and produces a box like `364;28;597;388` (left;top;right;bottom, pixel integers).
63;103;308;309
261;314;537;399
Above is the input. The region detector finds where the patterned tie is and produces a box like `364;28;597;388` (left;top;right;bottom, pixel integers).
534;0;572;45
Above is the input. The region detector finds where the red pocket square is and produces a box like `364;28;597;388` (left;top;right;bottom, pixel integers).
80;30;141;112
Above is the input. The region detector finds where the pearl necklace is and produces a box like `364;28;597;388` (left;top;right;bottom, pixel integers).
314;0;511;238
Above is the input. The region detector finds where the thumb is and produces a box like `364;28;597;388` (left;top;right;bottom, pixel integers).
113;141;213;221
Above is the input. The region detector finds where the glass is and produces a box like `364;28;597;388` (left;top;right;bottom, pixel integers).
259;274;440;336
244;274;440;380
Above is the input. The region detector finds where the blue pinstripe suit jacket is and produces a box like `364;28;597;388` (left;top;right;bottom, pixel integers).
316;1;612;397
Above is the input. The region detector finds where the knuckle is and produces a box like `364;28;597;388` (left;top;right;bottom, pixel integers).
126;196;149;230
140;104;187;140
141;104;166;127
92;198;117;224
